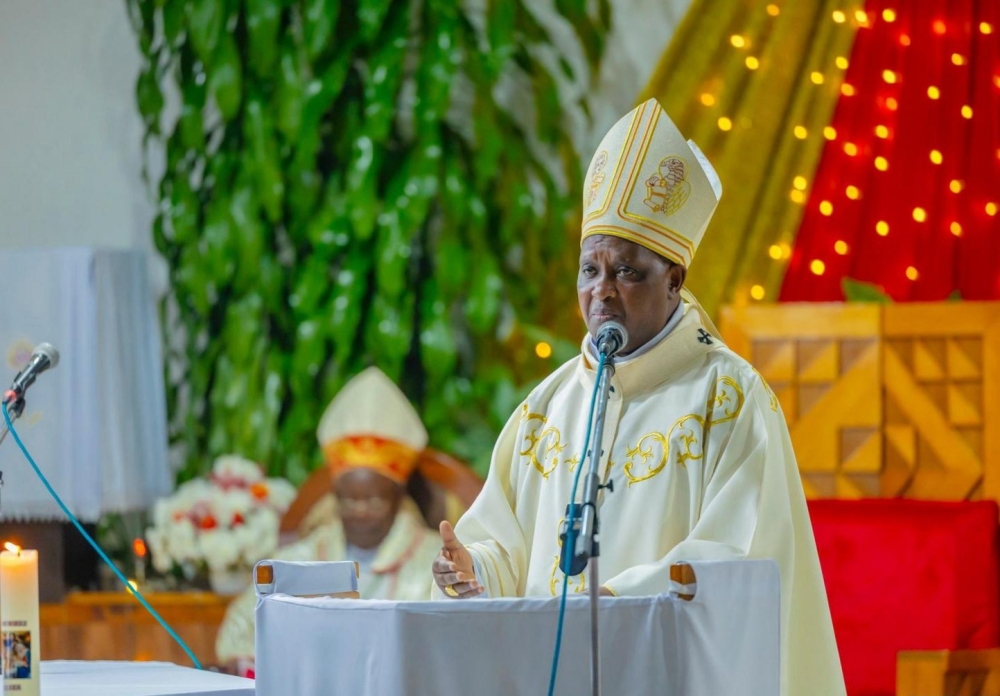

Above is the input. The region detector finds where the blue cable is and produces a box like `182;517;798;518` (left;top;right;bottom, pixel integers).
2;401;203;670
546;353;606;696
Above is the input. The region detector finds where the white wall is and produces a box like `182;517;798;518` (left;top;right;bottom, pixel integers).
0;0;155;251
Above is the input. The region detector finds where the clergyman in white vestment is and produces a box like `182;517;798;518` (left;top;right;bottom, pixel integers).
216;367;439;666
431;99;847;696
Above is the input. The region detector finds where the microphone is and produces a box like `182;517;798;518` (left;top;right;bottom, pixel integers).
596;322;628;358
3;343;60;405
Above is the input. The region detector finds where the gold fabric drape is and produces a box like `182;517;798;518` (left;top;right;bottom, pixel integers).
640;1;861;318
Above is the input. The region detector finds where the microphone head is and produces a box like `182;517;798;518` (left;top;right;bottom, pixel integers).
596;321;629;357
34;342;60;369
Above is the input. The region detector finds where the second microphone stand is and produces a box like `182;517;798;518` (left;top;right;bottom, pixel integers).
559;353;616;696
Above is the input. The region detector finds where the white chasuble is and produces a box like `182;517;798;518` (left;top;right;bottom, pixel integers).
453;306;846;696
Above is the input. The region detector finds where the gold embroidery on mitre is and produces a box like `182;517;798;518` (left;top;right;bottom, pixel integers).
643;156;692;216
323;435;419;484
586;151;609;206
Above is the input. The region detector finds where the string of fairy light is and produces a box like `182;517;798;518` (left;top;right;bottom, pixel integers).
717;5;998;301
798;9;997;290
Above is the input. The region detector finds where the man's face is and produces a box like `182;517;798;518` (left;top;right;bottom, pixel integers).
577;235;685;355
333;468;403;550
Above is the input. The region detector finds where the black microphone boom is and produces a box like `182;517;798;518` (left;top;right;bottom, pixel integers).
596;322;629;357
3;343;60;405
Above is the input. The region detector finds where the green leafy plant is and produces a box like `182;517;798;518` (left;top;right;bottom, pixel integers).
128;0;609;482
842;278;893;304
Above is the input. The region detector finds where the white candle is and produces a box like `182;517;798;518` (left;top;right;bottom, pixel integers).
0;543;40;696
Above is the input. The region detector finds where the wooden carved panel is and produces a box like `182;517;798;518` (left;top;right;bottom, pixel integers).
721;304;882;498
880;304;1000;501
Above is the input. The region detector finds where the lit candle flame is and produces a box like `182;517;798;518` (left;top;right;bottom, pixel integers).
4;542;21;555
127;579;139;592
133;538;148;558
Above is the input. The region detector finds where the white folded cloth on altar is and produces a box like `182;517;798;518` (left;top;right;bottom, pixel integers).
255;559;780;696
253;559;358;596
4;661;254;695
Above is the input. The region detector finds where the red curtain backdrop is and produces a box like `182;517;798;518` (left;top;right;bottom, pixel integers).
780;0;1000;302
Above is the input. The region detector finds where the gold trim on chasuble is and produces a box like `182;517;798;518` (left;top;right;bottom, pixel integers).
623;377;746;486
519;404;579;479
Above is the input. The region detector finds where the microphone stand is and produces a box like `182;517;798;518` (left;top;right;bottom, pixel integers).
559;353;616;696
0;396;25;449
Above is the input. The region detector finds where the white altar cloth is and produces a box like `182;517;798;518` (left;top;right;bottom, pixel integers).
16;661;254;696
255;559;780;696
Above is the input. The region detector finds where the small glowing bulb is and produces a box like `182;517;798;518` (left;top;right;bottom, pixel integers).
883;70;897;84
794;125;808;139
875;125;889;139
810;260;826;276
846;185;860;200
767;4;780;17
950;221;963;236
836;56;849;69
700;93;716;106
913;207;927;222
819;200;833;216
811;71;825;85
981;22;993;35
751;285;766;300
952;53;966;66
731;35;747;48
876;221;889;236
790;189;806;203
933;21;946;35
906;266;919;281
832;10;846;23
883;9;897;22
886;97;898;110
793;176;808;190
927;86;941;100
535;342;553;359
718;117;733;131
835;240;849;255
855;10;868;24
949;179;964;193
875;156;889;171
841;83;856;96
930;149;943;165
961;105;973;119
824;126;837;140
995;76;1000;89
900;33;911;46
746;56;760;70
987;202;998;217
844;142;858;156
768;245;783;260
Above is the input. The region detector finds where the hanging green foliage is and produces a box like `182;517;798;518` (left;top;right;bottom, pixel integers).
128;0;609;483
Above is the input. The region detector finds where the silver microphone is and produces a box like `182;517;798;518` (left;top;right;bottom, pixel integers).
4;343;60;405
595;322;628;357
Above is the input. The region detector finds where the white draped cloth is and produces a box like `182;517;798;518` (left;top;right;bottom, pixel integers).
0;248;170;520
254;559;780;696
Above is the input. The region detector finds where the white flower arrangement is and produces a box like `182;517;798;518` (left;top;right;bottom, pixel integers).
146;455;297;576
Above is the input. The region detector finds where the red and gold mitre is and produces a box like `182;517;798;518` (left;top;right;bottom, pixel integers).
582;99;723;268
317;367;427;485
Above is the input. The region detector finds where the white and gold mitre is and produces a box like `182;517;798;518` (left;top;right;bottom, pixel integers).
317;367;428;484
581;98;723;267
